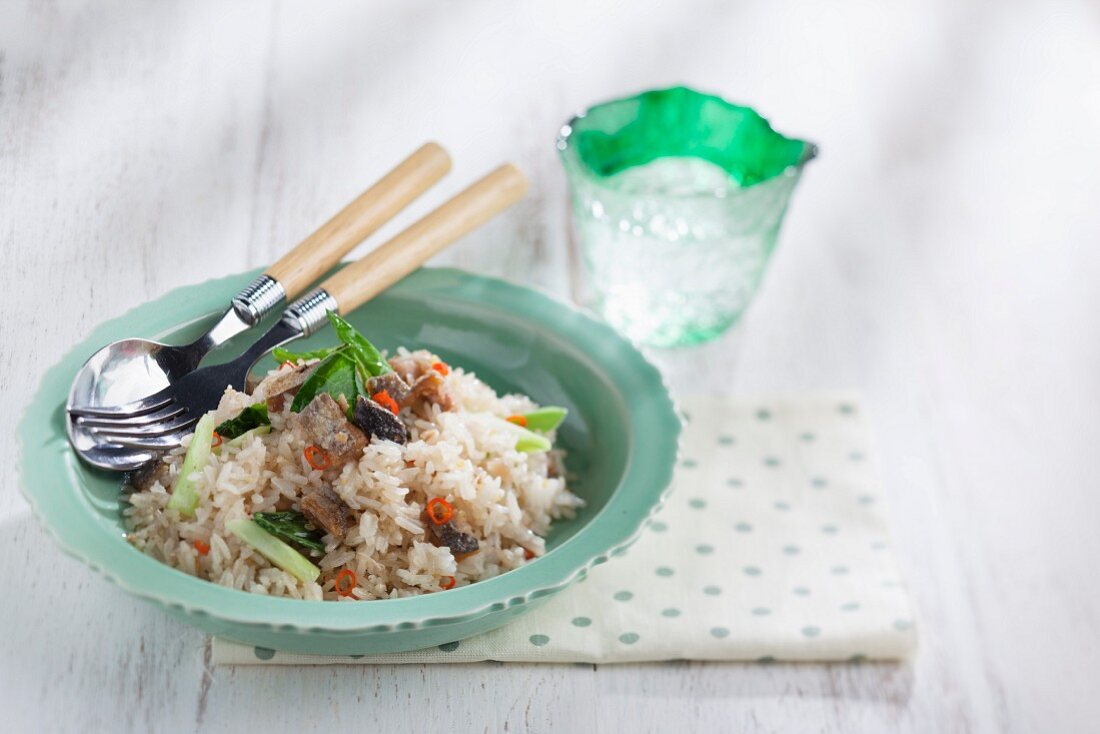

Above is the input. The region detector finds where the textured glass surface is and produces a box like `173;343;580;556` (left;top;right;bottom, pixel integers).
559;86;816;347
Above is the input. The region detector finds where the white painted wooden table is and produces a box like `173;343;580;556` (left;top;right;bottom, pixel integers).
3;1;1099;731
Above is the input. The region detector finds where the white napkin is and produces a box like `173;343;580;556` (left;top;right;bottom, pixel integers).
213;393;916;664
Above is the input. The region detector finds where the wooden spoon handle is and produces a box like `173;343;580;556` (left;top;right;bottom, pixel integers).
321;164;527;314
265;142;451;298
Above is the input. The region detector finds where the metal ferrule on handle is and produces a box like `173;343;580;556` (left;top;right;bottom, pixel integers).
186;274;288;359
230;274;287;326
281;288;339;337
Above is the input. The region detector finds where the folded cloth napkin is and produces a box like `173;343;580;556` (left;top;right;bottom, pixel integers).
214;393;917;664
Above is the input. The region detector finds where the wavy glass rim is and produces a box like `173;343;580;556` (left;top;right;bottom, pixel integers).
17;267;681;633
557;86;818;199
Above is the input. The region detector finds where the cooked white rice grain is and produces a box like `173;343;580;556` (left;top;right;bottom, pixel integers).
124;349;581;601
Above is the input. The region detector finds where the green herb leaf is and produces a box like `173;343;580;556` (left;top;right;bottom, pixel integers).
492;415;554;453
290;351;360;413
352;367;371;420
326;311;392;377
213;425;271;455
226;518;321;582
272;345;343;364
252;511;326;553
213;404;270;440
515;430;552;453
521;406;568;433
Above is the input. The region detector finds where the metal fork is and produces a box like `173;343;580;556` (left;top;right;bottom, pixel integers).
69;164;527;457
67;143;451;471
68;142;450;409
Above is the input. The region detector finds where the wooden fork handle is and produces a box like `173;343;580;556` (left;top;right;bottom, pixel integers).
321;164;528;314
265;142;451;298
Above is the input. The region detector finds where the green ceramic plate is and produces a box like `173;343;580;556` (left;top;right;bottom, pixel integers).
18;267;680;654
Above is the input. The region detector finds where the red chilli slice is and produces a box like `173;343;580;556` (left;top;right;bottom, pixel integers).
426;497;454;525
432;361;450;376
335;568;357;597
441;576;456;590
304;445;331;470
211;432;223;448
506;415;528;427
372;390;399;415
193;540;211;556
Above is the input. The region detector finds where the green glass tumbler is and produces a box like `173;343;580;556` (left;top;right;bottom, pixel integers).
557;86;817;347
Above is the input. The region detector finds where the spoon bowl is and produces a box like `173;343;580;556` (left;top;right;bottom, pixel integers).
67;335;203;470
69;164;530;467
66;293;277;471
64;143;453;471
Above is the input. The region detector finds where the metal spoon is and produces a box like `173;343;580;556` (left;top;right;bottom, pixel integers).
67;143;451;471
72;164;528;471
